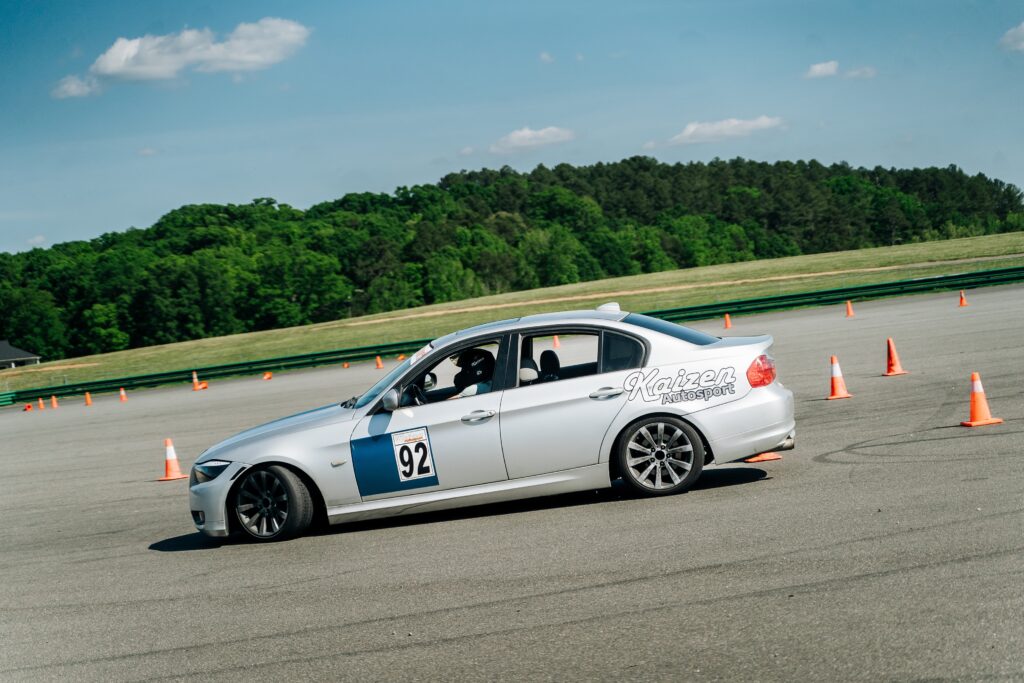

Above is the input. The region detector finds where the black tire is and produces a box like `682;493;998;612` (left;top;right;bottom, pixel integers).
233;465;314;542
617;416;704;496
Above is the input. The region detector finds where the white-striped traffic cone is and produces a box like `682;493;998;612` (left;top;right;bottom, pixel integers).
159;438;188;481
827;355;852;400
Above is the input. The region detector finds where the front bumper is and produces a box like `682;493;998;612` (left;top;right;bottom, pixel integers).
189;461;249;537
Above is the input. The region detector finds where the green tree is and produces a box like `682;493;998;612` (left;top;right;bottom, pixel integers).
0;287;68;360
81;303;129;353
1;158;1020;361
423;248;485;304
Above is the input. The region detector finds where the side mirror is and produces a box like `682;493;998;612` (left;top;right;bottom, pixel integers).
423;372;437;390
381;389;400;412
518;367;538;384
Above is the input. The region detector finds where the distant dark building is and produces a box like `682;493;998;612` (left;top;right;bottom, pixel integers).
0;341;41;369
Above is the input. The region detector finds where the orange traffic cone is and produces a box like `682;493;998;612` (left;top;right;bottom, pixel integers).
192;371;202;391
23;403;33;412
958;290;969;307
342;362;350;369
262;371;273;380
38;397;45;411
744;451;782;463
961;372;1003;427
845;300;855;318
827;355;852;400
553;335;561;348
883;337;908;376
397;353;406;361
50;395;59;409
119;387;128;402
85;391;92;406
724;314;732;330
375;356;384;369
158;438;188;481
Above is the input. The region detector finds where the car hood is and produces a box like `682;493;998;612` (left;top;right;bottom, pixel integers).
197;402;357;464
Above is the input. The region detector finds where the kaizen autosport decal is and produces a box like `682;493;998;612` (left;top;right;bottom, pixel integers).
350;426;439;497
624;366;738;405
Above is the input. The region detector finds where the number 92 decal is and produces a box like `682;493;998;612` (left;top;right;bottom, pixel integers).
391;428;435;482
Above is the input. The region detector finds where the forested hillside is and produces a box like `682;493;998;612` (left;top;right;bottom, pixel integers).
2;157;1022;360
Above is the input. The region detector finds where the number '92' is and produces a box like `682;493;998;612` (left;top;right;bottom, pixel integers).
392;428;435;482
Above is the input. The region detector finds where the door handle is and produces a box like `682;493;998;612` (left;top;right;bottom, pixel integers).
461;409;496;423
589;387;624;399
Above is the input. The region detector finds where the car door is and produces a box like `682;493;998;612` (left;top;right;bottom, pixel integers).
499;328;646;479
347;336;510;501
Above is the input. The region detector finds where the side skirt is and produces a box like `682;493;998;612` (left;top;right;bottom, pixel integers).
326;464;612;525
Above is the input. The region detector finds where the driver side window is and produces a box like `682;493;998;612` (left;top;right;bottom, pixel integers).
401;340;500;406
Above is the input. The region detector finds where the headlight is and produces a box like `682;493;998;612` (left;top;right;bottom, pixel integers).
192;460;232;484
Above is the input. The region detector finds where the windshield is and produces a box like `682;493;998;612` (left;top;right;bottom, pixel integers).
351;342;433;408
353;357;413;408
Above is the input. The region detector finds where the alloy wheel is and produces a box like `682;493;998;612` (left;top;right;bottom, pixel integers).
625;421;694;491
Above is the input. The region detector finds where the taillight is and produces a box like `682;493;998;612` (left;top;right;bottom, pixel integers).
746;354;776;387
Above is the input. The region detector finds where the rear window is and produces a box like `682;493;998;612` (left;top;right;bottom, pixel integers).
623;313;719;346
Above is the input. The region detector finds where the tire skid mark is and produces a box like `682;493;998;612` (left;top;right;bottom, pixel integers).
4;506;1021;676
0;493;180;516
136;544;1024;681
813;423;1024;465
0;566;372;613
0;537;162;572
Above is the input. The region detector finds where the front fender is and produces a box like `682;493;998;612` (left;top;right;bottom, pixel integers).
230;418;362;509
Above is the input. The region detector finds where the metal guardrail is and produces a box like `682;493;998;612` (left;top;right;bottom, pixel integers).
645;264;1024;322
7;339;431;404
6;264;1024;404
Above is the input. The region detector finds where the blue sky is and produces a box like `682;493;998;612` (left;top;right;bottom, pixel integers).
2;0;1023;253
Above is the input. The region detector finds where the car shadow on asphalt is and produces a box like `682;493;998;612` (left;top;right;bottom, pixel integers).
149;533;230;552
148;467;768;552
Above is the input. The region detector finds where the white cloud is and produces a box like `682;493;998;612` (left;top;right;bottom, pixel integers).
1000;22;1024;51
845;66;877;79
51;75;100;98
137;147;159;157
805;60;839;78
489;126;575;153
642;140;656;150
539;51;554;64
669;116;783;145
53;17;309;98
195;18;310;73
458;146;474;156
90;27;214;80
27;235;47;247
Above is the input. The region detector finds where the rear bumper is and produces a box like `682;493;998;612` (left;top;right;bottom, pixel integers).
696;382;795;465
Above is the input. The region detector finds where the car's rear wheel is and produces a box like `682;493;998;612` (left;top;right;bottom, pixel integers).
617;417;704;496
234;465;313;541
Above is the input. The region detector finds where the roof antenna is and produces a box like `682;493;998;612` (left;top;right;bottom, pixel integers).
596;302;620;312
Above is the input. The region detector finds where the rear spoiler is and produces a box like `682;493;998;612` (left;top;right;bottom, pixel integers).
705;334;773;353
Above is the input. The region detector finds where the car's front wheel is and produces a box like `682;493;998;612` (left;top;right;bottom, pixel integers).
234;465;313;541
617;417;704;496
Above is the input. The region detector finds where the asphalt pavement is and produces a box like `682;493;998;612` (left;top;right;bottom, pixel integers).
1;285;1022;681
